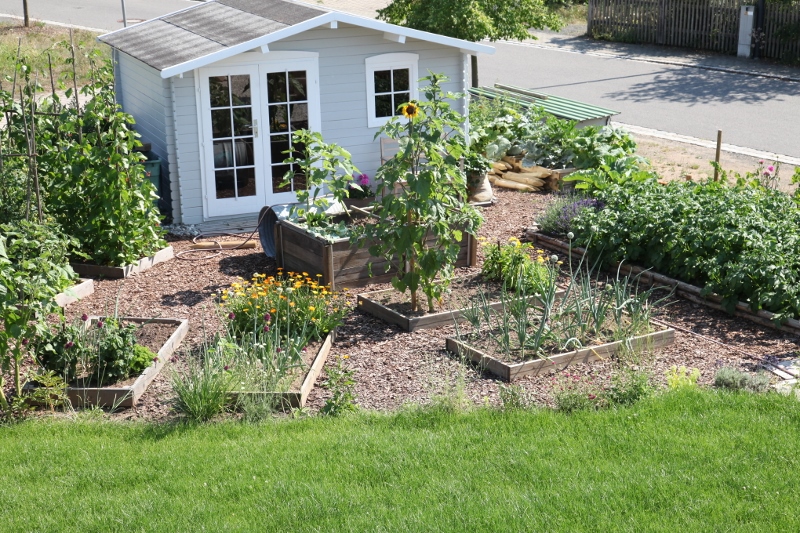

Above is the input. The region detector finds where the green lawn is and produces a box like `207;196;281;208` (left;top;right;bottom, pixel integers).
1;389;798;532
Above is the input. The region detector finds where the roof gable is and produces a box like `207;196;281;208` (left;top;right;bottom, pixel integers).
99;0;494;78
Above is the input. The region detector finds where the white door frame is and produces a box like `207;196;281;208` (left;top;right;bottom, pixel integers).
197;52;321;220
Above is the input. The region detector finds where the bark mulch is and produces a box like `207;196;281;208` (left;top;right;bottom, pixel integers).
45;188;799;420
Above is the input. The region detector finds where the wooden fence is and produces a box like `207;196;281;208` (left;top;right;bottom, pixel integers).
587;0;800;61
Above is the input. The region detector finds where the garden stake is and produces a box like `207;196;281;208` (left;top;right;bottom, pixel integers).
713;129;722;181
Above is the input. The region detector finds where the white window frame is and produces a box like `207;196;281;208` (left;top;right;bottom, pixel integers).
365;53;419;129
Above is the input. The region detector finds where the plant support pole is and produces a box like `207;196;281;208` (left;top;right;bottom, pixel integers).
713;129;722;181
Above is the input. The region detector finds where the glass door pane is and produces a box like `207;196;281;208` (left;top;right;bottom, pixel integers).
209;74;257;200
266;70;309;194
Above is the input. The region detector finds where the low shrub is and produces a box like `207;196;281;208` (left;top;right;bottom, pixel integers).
572;179;800;320
714;366;771;393
537;194;604;237
481;237;551;294
665;366;701;389
33;316;157;386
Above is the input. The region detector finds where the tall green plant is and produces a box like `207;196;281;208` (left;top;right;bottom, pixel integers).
353;74;483;313
280;129;360;226
35;53;165;266
0;220;76;409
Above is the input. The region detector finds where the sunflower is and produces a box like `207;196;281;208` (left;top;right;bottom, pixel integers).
401;102;419;119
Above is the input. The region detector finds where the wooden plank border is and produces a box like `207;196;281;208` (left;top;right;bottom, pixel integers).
446;328;676;381
229;331;334;409
530;233;800;336
25;316;189;408
70;246;174;279
357;285;566;332
54;278;94;308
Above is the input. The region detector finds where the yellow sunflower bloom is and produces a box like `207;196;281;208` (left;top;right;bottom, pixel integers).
401;102;419;119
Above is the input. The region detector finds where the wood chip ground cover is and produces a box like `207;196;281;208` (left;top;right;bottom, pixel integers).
11;183;799;420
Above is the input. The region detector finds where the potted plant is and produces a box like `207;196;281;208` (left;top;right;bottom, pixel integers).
464;151;493;203
343;173;376;210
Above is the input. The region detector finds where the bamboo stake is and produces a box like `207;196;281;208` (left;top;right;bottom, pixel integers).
713;129;722;181
30;74;43;223
69;29;82;144
19;86;32;221
47;52;57;105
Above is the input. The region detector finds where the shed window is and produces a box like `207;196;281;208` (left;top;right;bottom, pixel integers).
365;53;419;128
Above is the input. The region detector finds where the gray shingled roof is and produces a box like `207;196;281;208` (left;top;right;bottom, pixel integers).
100;0;326;72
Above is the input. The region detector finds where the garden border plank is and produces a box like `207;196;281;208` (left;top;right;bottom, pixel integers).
446;328;676;381
357;285;566;332
25;317;189;408
530;233;800;336
54;278;94;308
70;246;174;279
229;331;334;409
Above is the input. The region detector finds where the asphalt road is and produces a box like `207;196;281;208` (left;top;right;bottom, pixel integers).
482;41;800;158
0;0;197;31
2;0;798;157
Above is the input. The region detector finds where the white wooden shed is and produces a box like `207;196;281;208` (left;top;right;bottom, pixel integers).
98;0;494;227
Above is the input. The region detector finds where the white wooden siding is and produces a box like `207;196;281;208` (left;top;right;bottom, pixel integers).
272;24;465;183
161;23;467;224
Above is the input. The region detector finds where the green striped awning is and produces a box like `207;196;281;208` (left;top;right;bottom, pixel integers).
468;84;619;123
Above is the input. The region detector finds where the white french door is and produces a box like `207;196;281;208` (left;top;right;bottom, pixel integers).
199;54;321;218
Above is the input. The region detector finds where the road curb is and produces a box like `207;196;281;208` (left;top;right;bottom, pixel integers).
614;122;800;167
496;40;800;84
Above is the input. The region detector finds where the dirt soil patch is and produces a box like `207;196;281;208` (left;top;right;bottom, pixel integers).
6;136;798;420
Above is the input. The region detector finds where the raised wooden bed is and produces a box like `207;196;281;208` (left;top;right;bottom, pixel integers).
70;246;174;279
54;278;94;308
530;233;800;337
446;328;676;381
275;219;477;291
229;331;334;409
27;317;189;408
357;284;565;332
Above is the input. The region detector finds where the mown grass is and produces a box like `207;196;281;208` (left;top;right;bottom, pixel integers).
1;389;798;531
0;22;109;89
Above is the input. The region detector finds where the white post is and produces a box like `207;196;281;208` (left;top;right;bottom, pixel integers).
737;6;754;58
121;0;128;27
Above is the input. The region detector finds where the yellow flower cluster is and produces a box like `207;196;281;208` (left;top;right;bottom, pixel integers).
221;270;330;302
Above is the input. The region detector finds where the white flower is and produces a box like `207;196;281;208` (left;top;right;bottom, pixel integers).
276;287;283;294
567;232;574;240
550;255;559;262
286;287;293;294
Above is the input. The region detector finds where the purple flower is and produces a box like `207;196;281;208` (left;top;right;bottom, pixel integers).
228;312;235;320
263;313;271;322
224;365;230;371
262;325;270;332
588;394;596;400
768;165;775;173
21;338;29;346
358;173;370;186
276;347;282;353
96;321;104;329
552;198;605;237
81;313;89;322
152;356;159;363
64;341;74;349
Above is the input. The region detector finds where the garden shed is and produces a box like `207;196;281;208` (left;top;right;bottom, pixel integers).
98;0;494;227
